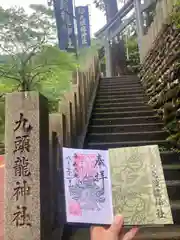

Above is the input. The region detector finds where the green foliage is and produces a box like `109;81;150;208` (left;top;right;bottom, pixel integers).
93;0;106;12
0;4;77;98
0;4;78;149
171;0;180;29
0;4;59;90
139;15;180;149
126;36;140;72
93;0;129;12
166;119;179;133
78;39;99;70
123;21;140;73
167;132;180;141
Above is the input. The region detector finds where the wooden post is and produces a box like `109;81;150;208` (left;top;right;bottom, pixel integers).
72;85;81;138
48;130;58;229
49;113;64;166
49;113;65;240
64;91;78;147
78;71;86;126
83;72;88;107
5;91;50;240
59;99;72;147
72;71;78;85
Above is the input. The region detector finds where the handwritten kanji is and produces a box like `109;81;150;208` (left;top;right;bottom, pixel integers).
94;154;106;168
94;171;107;181
157;208;165;219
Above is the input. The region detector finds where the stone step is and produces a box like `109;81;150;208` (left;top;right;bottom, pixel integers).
95;101;148;108
101;75;138;80
99;81;142;87
161;152;180;165
91;116;161;125
92;110;156;118
88;131;168;142
133;225;180;239
171;201;180;223
164;165;180;180
101;75;138;79
88;123;164;133
98;89;144;95
87;140;170;150
96;93;145;99
100;78;140;84
99;83;143;90
94;106;151;113
95;97;146;104
166;181;180;200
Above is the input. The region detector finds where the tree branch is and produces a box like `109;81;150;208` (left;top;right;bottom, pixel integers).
22;36;46;67
29;69;51;83
0;68;20;81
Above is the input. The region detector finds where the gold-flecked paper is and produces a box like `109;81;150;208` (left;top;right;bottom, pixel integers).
109;145;173;225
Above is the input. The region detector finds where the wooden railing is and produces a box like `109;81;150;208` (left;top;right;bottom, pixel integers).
49;56;100;150
140;0;177;61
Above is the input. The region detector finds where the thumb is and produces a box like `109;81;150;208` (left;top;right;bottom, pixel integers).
109;215;124;235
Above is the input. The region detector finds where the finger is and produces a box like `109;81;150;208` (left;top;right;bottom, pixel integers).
123;227;139;240
109;215;124;234
90;226;105;235
90;226;105;240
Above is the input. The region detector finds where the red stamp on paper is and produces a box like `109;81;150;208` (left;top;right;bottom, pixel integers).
69;201;82;216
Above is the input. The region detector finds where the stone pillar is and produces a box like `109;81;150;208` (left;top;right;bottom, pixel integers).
104;38;112;77
5;91;50;240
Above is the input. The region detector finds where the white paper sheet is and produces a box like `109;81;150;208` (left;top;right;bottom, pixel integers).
63;148;113;225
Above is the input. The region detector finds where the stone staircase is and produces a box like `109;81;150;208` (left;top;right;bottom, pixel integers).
83;75;180;239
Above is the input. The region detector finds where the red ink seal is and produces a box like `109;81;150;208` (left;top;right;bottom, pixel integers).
69;201;82;216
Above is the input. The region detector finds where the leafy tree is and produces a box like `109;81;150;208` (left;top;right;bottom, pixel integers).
126;36;140;72
0;4;76;92
123;21;140;72
93;0;129;13
171;0;180;29
94;0;106;12
0;4;78;150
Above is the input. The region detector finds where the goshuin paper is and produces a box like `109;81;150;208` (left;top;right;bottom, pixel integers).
62;146;173;225
63;148;113;224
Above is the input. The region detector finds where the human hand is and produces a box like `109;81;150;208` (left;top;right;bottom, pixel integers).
90;215;138;240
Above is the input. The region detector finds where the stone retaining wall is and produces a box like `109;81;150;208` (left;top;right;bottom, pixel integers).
139;23;180;149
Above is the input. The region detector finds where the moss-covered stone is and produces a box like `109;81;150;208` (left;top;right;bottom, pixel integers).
140;19;180;148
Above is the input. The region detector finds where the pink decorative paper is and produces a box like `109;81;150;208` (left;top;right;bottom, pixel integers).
63;148;113;224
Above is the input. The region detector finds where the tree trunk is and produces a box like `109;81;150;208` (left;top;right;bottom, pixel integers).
104;0;118;22
104;0;127;76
